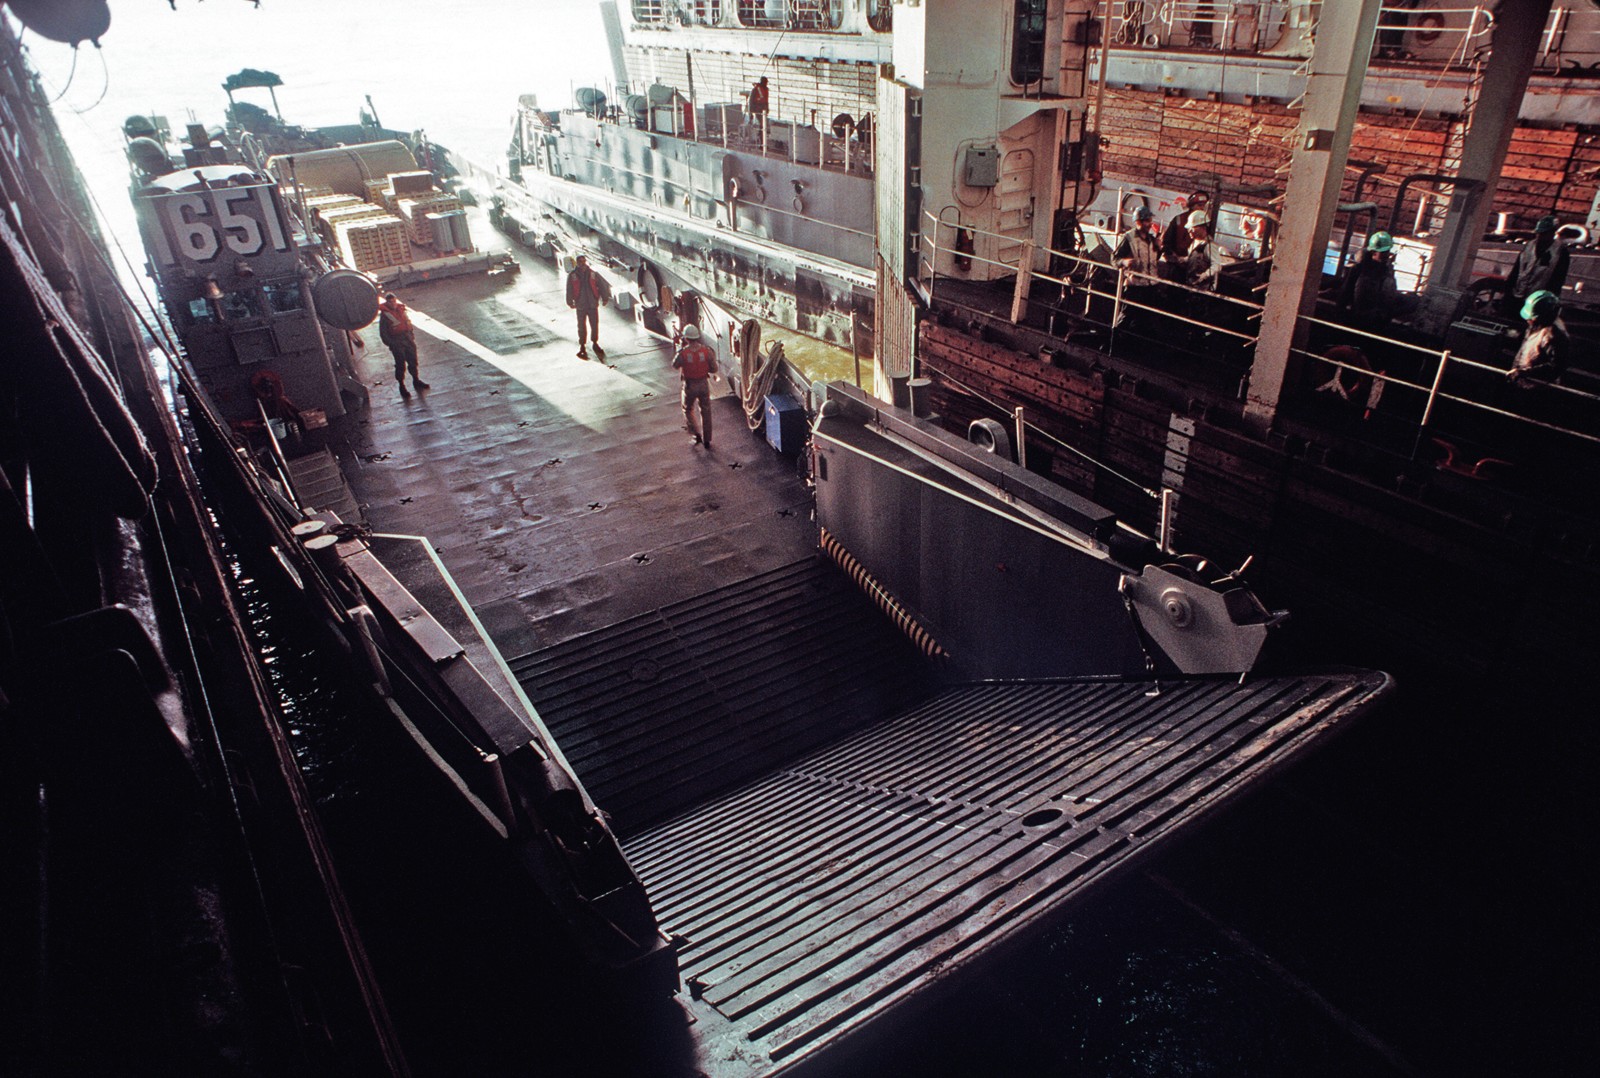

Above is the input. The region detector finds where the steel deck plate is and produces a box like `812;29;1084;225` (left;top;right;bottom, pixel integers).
628;671;1391;1073
509;557;934;837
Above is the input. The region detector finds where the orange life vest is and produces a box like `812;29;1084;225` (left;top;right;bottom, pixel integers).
677;342;715;380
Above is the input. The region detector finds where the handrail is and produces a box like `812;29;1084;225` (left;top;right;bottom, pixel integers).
916;202;1599;458
1294;322;1600;451
918;357;1164;503
1095;1;1600;70
921;209;1265;353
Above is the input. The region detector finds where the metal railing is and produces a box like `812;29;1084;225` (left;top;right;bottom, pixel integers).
1293;314;1600;451
1099;2;1600;68
918;209;1264;349
914;211;1600;468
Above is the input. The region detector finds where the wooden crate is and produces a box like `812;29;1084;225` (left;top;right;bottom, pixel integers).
318;203;389;244
387;169;434;197
396;194;462;244
336;216;410;272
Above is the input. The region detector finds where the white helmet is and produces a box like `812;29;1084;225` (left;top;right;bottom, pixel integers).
681;324;701;340
1186;210;1210;229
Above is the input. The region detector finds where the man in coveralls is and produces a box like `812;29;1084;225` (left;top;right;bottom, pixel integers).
1112;205;1162;330
565;253;612;359
672;324;719;448
378;292;428;397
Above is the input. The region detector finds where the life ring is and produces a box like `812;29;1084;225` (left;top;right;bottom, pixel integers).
1241;211;1265;240
1315;344;1375;405
1413;11;1445;47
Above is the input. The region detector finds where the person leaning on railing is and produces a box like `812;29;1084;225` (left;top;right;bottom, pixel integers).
1179;210;1225;291
1507;290;1567;387
1340;230;1402;334
1112;206;1162;329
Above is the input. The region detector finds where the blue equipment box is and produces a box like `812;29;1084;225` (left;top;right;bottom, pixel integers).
764;393;805;454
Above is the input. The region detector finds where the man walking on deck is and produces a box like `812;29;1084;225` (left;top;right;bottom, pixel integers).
379;292;428;397
566;253;612;359
673;324;719;448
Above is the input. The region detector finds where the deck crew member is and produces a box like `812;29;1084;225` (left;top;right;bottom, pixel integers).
747;76;770;136
1161;190;1209;279
1112;205;1162;328
249;369;303;437
1508;290;1567;385
378;293;428;397
672;324;719;448
1503;216;1570;318
1179;210;1225;290
1340;231;1402;333
565;253;612;360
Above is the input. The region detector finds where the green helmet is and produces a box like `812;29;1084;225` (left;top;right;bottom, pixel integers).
1366;231;1394;253
1520;289;1559;321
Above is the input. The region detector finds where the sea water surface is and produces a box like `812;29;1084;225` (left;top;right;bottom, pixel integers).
26;0;609;257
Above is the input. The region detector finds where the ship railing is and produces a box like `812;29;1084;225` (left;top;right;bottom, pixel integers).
918;210;1264;373
914;355;1172;536
920;207;1599;463
693;106;870;178
1101;1;1325;54
1292;313;1600;453
1094;2;1546;60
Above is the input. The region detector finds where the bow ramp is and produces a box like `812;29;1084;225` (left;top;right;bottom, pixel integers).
627;671;1385;1072
513;549;1387;1074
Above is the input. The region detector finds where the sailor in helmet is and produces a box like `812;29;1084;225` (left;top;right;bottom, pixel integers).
672;323;720;448
1161;190;1210;278
1340;230;1402;333
1507;290;1567;385
1179;209;1225;291
1112;205;1162;329
1503;215;1570;318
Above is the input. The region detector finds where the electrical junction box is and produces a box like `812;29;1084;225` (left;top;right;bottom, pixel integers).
963;144;1000;187
764;394;805;454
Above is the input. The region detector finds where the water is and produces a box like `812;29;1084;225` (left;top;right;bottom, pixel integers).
27;0;610;263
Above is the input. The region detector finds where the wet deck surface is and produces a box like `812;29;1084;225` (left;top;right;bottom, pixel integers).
339;222;817;662
326;216;1402;1078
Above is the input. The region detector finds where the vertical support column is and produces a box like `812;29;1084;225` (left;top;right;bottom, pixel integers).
1010;240;1036;323
1424;0;1554;300
1244;0;1384;433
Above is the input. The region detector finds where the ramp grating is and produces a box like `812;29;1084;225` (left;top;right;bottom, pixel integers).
627;671;1391;1071
508;557;936;837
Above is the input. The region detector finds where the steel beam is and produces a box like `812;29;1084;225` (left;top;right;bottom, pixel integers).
1424;0;1555;300
1244;0;1383;432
